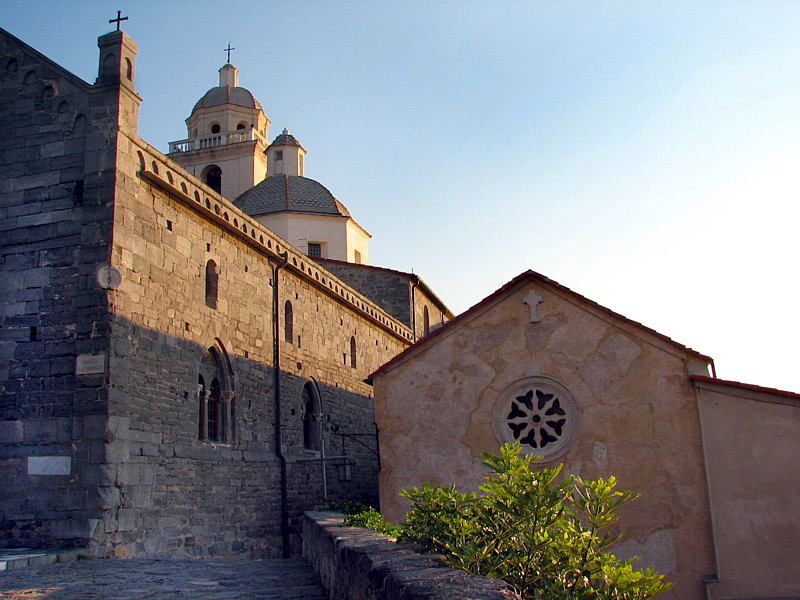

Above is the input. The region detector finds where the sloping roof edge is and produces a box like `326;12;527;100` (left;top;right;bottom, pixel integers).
0;27;92;91
369;269;712;382
313;257;453;318
690;375;800;401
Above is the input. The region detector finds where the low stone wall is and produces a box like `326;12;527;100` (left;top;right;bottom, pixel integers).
302;511;520;599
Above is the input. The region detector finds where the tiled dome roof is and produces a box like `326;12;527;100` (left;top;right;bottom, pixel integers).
270;128;301;147
234;175;351;218
191;86;263;114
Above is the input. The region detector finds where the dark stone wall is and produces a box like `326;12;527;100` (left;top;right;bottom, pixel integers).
0;29;121;551
314;259;412;327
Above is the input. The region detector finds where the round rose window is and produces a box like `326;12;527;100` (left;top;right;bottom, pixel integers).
491;376;580;461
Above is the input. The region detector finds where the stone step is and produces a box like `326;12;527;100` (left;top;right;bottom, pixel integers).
0;548;82;572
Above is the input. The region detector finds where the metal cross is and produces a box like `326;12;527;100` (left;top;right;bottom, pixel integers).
224;43;236;64
109;10;128;31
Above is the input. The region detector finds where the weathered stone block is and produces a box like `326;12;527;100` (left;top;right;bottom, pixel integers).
0;420;23;443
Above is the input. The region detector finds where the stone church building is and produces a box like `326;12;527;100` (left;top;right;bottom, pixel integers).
0;25;450;559
371;271;800;599
2;21;798;600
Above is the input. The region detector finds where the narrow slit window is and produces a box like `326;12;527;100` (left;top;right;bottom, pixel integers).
285;300;294;344
205;260;218;309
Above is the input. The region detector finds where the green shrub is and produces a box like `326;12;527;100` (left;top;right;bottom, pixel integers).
326;498;373;516
342;505;402;537
398;443;671;599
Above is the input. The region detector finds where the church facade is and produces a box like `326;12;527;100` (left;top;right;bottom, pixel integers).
371;271;800;599
0;26;448;558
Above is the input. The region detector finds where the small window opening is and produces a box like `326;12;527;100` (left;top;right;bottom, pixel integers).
208;378;221;441
236;123;246;130
274;150;283;161
211;123;221;134
29;326;37;341
302;383;321;451
125;57;132;81
205;260;219;309
354;250;362;264
307;243;321;258
198;375;206;440
166;220;173;231
284;300;293;344
204;166;222;194
350;337;357;369
423;306;430;336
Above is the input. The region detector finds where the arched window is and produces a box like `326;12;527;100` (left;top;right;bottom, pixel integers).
125;57;132;81
205;260;218;309
198;342;234;443
350;336;357;369
197;375;206;440
302;382;321;452
284;300;293;344
236;122;246;130
423;306;430;336
208;377;221;441
203;165;222;194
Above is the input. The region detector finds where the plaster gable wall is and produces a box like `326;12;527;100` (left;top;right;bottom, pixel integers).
697;384;800;598
375;280;715;599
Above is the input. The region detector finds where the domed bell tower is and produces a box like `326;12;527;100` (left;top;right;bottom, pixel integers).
167;60;269;201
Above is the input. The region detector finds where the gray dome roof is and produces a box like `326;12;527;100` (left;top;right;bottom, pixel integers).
234;175;351;218
191;86;263;114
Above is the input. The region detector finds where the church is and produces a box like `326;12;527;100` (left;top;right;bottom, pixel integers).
2;20;799;600
0;24;450;559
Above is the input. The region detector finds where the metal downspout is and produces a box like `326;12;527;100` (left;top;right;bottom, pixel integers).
272;252;290;558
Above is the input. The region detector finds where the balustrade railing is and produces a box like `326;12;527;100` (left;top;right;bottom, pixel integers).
168;128;267;154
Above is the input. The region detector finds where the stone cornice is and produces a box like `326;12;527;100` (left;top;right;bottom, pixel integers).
128;135;414;344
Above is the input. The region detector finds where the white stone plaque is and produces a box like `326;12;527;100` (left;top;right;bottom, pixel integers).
27;456;72;475
76;353;105;375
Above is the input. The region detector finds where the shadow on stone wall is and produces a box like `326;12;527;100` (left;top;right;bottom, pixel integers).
0;315;380;558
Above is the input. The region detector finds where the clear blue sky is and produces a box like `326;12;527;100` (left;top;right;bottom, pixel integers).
5;1;799;391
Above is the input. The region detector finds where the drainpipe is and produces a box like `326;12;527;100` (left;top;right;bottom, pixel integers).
272;251;290;558
410;275;420;342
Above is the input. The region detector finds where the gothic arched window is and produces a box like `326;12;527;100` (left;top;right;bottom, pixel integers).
205;260;218;309
284;300;293;344
302;382;321;452
198;342;234;443
208;378;221;441
350;336;357;369
423;306;430;336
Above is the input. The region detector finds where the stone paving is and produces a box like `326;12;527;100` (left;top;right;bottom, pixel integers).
0;558;324;599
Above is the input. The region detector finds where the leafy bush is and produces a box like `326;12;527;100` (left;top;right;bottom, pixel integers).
398;443;671;599
326;498;373;516
342;505;402;538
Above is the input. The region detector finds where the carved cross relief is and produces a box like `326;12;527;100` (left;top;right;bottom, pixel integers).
523;289;543;323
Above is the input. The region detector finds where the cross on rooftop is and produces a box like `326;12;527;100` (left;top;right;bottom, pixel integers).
224;43;236;64
109;10;128;32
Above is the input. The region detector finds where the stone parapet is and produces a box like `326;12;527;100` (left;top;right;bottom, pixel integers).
302;511;519;599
